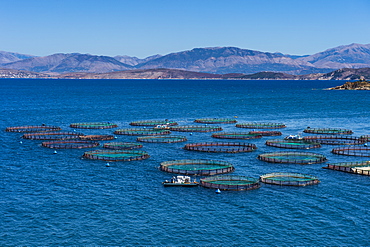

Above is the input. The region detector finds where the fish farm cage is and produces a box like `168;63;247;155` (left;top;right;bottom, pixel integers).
169;125;222;132
200;175;261;191
160;159;235;176
211;132;262;140
258;151;327;164
137;135;187;143
236;122;286;129
303;135;366;145
361;135;370;142
303;128;353;135
69;122;118;129
5;125;61;133
79;135;115;141
42;140;99;149
194;118;237;124
249;130;282;136
184;142;257;153
259;172;320;186
129;120;178;127
83;150;150;162
114;128;171;136
22;132;84;140
103;142;143;150
323;161;370;175
265;139;321;149
332;147;370;157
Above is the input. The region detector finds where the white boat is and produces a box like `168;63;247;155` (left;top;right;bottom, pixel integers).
163;176;199;187
284;134;303;140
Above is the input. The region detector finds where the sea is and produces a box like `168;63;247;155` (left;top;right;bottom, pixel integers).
1;78;370;246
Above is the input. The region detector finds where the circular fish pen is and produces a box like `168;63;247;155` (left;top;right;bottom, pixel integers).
70;122;118;129
79;135;115;141
114;128;171;136
265;139;321;149
184;142;257;153
129;120;178;127
5;125;61;133
22;132;84;140
211;132;262;140
83;150;150;162
303;135;366;145
259;172;320;186
200;175;260;191
170;125;222;132
361;135;370;142
258;151;327;164
324;161;370;175
236;122;286;129
303;128;353;135
332;147;370;157
137;135;187;143
160;159;234;175
249;130;282;136
103;142;143;150
42;140;99;149
194;118;237;124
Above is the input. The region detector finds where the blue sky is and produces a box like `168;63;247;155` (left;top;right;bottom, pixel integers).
1;0;370;58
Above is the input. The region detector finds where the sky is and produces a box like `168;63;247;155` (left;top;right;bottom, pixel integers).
1;0;370;58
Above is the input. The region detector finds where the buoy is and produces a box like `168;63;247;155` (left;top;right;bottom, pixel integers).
19;141;23;144
53;150;57;154
365;143;368;147
215;189;221;194
190;133;193;136
106;163;110;167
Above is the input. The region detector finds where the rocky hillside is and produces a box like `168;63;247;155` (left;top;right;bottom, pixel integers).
0;51;35;64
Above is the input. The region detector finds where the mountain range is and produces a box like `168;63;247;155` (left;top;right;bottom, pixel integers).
1;43;370;77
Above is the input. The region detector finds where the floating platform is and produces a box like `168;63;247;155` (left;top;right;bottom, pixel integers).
194;118;237;124
114;128;171;136
323;161;370;175
265;139;321;149
5;125;61;133
332;147;370;157
303;128;353;135
79;135;115;141
103;142;143;150
137;135;187;143
200;175;261;191
259;172;320;186
303;135;366;145
184;142;257;153
169;125;222;132
211;132;262;140
160;159;234;176
249;130;282;136
236;122;286;129
22;132;84;140
258;151;327;164
42;140;99;149
70;122;118;129
129;120;178;127
83;150;150;162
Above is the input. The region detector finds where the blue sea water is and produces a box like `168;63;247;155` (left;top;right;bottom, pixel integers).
1;78;370;246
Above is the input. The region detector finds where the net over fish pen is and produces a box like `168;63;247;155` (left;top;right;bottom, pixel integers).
79;135;115;141
211;132;262;140
129;120;178;127
258;151;327;164
5;125;61;133
323;161;370;175
42;140;99;149
70;122;118;129
22;132;84;140
194;118;237;124
103;142;143;150
332;147;370;157
83;150;150;162
265;139;321;149
200;175;260;191
303;135;366;145
184;142;257;153
114;128;171;136
249;130;282;136
259;172;320;186
137;135;187;143
169;125;222;132
236;122;286;129
160;159;234;176
303;128;353;135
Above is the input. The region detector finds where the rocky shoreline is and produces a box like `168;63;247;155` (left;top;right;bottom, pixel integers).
328;78;370;90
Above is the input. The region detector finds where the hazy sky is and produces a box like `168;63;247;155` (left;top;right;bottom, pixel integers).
1;0;370;58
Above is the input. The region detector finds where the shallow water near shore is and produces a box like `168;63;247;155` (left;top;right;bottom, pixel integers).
1;79;370;246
